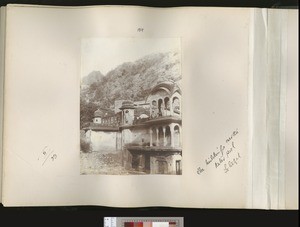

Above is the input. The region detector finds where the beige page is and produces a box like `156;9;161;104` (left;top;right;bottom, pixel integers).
1;5;297;209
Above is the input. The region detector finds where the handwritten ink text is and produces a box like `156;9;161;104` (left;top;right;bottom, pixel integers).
197;128;241;175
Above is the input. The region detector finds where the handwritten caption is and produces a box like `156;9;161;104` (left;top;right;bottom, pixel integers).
137;28;144;32
197;129;241;175
37;146;58;166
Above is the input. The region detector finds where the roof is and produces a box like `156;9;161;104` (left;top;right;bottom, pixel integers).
143;116;181;125
119;100;135;109
94;108;115;118
94;109;103;117
83;123;119;132
126;145;182;155
147;82;181;101
134;107;150;117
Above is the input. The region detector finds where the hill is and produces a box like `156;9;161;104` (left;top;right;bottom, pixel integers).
80;51;181;127
82;71;104;86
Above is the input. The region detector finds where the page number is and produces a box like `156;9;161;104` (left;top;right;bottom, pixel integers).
137;28;144;32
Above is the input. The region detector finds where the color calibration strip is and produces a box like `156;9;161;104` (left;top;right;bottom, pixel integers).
104;217;183;227
124;221;176;227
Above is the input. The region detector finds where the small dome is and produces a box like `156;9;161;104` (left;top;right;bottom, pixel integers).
94;109;103;117
122;100;134;105
120;100;135;109
139;114;149;119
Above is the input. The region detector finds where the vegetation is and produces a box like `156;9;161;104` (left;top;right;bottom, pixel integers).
80;51;181;128
80;138;91;153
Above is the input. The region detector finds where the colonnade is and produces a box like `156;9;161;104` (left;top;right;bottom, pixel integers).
150;95;181;118
149;123;181;147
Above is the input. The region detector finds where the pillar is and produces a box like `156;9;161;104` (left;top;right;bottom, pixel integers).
163;126;166;146
162;99;165;116
156;128;159;146
170;123;175;147
179;125;182;146
149;101;152;118
149;128;153;147
170;97;173;116
138;155;145;171
121;110;123;125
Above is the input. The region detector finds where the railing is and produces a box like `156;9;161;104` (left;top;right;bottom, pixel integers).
149;108;180;119
133;118;149;125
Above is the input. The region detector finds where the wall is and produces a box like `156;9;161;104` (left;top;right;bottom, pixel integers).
150;154;182;175
90;131;118;153
122;127;150;169
130;128;150;146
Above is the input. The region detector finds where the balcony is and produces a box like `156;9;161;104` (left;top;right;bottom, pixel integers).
126;145;182;155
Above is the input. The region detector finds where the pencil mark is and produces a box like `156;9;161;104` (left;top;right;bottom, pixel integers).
137;28;144;32
38;146;58;166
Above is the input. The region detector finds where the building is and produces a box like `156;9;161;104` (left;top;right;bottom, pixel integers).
82;81;182;175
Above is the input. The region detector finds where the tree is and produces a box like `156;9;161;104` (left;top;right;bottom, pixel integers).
80;98;98;129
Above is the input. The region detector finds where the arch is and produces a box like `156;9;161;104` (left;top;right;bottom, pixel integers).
164;97;170;108
164;97;170;116
145;83;172;111
172;96;180;115
165;125;171;146
158;99;163;117
156;160;168;174
174;125;180;147
158;126;164;146
153;86;171;95
146;84;172;101
150;100;158;118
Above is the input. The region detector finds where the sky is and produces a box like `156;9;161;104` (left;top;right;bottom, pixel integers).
81;38;181;78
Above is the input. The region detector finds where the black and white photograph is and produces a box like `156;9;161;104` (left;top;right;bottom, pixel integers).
80;38;182;175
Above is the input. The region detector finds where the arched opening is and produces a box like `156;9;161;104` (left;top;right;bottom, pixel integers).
151;127;156;146
165;126;171;146
176;160;182;175
172;97;180;115
158;99;163;117
164;97;170;116
174;125;180;147
158;127;164;146
151;100;158;118
157;160;168;174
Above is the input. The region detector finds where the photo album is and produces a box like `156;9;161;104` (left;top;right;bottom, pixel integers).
0;5;298;209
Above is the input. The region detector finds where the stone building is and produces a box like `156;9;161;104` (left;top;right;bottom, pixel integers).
82;81;182;175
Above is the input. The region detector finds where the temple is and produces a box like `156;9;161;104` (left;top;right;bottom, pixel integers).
82;81;182;175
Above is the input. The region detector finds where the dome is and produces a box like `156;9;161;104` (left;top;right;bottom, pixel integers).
145;81;182;104
119;100;135;110
94;109;103;117
139;114;149;119
149;81;182;96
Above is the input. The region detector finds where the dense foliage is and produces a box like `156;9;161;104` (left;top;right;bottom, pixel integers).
80;51;181;128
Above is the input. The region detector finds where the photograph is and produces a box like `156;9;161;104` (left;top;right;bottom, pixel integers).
80;38;182;175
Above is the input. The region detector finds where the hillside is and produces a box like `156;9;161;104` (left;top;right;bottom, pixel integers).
82;71;104;86
80;51;181;127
